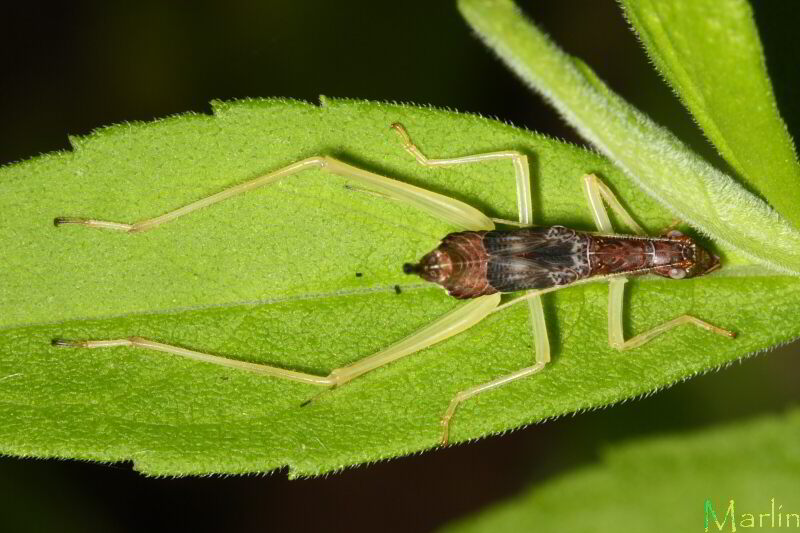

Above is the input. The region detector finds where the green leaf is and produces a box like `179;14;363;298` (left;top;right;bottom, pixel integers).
458;0;800;274
621;0;800;229
440;408;800;532
1;98;798;476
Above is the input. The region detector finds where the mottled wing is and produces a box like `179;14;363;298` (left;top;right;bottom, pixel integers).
482;227;559;256
485;226;592;292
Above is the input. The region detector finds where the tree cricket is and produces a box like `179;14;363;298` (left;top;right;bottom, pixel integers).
52;123;735;445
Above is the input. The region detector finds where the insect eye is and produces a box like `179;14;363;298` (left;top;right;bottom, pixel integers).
668;268;687;279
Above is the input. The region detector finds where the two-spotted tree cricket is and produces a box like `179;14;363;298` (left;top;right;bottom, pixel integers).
52;123;735;445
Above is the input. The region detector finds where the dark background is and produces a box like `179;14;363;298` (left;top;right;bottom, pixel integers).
2;2;798;532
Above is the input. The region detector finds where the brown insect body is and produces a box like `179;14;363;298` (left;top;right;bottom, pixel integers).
404;226;720;299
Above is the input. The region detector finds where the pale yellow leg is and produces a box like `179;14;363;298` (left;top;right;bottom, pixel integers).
489;218;528;227
52;337;333;386
582;173;645;235
53;139;509;433
441;363;546;445
606;279;735;349
581;174;735;348
391;123;533;227
55;125;553;445
389;124;553;444
54;293;502;388
440;290;550;445
55;156;494;233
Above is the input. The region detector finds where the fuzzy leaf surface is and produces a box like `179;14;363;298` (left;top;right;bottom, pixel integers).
621;0;800;228
0;98;797;476
459;0;800;274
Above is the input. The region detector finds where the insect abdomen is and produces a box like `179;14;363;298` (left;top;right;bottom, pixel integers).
436;232;495;299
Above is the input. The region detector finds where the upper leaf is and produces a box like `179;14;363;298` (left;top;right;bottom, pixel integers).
458;0;800;275
621;0;800;228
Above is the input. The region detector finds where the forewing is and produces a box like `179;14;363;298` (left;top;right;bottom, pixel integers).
483;227;556;256
488;255;581;292
485;227;591;292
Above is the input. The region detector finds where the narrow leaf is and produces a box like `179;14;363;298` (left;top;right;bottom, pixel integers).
621;0;800;228
1;98;797;476
458;0;800;274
